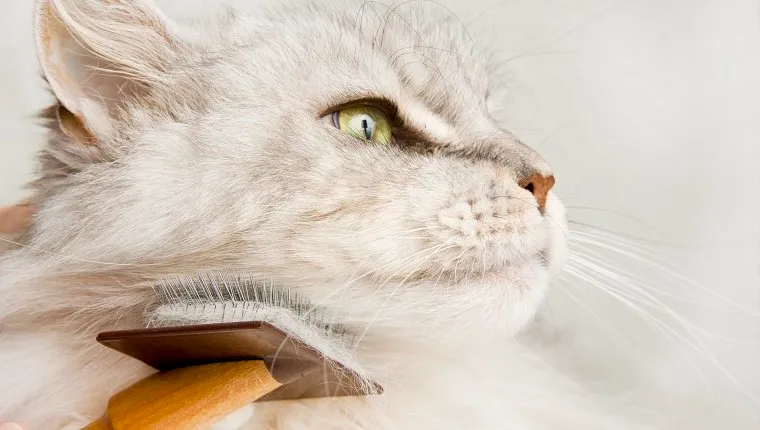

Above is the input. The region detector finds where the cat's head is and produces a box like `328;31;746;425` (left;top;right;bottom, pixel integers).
18;0;567;341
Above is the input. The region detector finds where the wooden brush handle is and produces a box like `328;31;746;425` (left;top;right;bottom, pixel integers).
84;360;281;430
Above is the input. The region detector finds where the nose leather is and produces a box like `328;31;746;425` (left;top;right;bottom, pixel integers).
518;174;555;213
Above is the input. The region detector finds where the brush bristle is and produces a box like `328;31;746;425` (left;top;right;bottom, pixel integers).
146;272;348;340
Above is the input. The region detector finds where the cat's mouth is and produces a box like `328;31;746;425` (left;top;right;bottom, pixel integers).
426;247;551;286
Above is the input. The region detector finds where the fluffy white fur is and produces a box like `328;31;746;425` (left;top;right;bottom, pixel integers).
0;0;756;429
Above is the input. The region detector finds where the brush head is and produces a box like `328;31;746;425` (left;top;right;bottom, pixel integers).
96;273;380;401
146;274;348;338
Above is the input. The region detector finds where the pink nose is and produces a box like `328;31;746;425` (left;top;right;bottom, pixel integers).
519;173;555;213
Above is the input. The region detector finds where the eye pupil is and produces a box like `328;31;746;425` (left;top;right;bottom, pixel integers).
333;105;391;145
361;118;371;139
348;114;375;140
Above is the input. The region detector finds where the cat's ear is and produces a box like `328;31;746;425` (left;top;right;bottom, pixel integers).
0;203;34;236
34;0;181;142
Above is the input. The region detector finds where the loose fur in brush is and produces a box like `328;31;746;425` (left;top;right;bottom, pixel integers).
0;0;755;429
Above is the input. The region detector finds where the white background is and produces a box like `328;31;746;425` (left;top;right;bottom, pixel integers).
1;0;758;418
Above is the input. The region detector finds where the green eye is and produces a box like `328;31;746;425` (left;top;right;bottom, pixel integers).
332;105;392;145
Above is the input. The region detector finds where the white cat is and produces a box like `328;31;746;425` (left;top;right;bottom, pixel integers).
0;1;753;429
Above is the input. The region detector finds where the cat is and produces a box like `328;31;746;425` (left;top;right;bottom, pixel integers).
0;0;748;429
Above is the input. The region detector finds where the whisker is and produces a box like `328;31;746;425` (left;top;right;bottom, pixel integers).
564;252;760;402
0;236;162;268
569;230;760;316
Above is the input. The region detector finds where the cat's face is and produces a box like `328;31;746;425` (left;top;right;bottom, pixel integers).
28;0;567;340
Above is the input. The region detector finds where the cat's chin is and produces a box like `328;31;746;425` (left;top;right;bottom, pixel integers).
474;260;550;329
391;256;553;339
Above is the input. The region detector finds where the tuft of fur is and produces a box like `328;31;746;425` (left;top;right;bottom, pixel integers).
1;1;755;429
